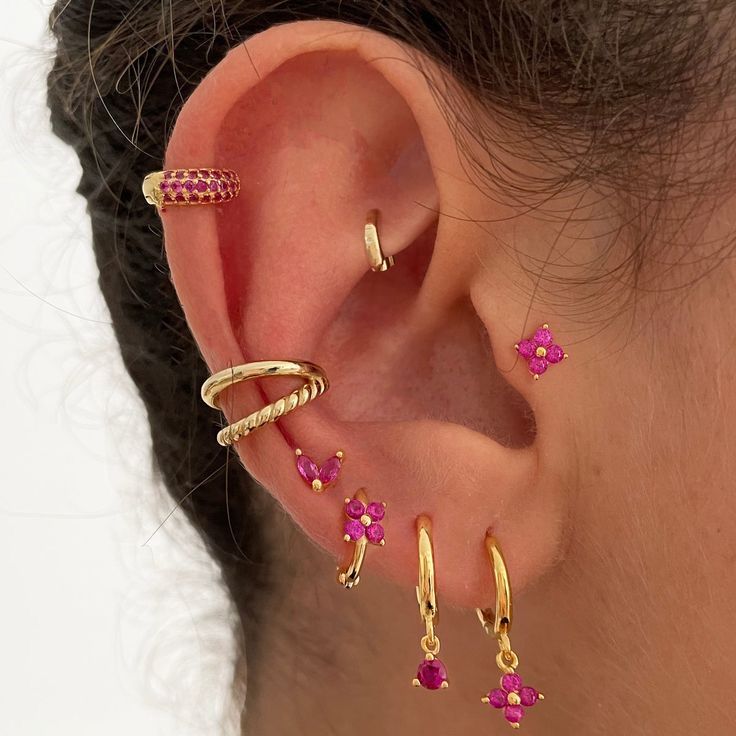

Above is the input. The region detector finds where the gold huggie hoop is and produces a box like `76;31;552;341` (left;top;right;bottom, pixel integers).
412;516;449;689
477;533;544;728
364;209;395;272
200;360;328;446
142;168;241;209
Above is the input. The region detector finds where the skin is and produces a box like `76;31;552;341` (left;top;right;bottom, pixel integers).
161;21;736;735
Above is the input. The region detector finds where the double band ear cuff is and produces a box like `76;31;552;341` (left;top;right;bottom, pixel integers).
337;489;387;589
200;360;328;446
142;168;240;209
412;516;449;690
514;323;568;379
477;533;544;728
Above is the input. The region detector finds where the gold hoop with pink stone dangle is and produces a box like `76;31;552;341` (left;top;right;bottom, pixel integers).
476;533;544;729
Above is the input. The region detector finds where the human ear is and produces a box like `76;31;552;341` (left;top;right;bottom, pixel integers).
162;20;570;606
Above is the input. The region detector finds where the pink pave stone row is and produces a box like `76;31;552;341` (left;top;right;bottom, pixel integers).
158;168;240;206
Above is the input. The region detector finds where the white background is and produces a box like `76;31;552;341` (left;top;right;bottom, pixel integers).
0;3;237;733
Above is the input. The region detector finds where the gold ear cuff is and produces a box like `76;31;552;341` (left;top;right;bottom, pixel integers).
142;168;240;209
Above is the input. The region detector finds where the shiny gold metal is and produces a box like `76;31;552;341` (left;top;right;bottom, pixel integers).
364;209;395;272
200;360;328;446
412;516;449;688
337;488;369;589
476;534;520;674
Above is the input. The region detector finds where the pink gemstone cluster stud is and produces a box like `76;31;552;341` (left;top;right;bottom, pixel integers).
514;323;568;379
482;672;544;729
142;168;240;210
343;497;386;546
295;449;344;493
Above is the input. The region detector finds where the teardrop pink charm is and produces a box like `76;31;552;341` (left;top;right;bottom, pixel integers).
295;449;344;492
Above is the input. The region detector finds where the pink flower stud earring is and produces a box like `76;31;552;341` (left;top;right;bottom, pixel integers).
295;448;344;492
337;490;387;589
477;533;544;728
514;323;568;379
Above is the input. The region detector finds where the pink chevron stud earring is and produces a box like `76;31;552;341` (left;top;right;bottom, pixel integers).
514;323;568;379
295;448;344;493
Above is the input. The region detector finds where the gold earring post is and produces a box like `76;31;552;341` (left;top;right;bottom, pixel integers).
364;209;395;272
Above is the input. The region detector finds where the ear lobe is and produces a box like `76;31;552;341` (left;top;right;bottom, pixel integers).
162;20;568;607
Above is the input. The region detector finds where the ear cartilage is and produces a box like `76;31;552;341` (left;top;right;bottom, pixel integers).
295;448;344;493
514;323;568;380
364;209;395;272
142;168;240;210
337;490;386;589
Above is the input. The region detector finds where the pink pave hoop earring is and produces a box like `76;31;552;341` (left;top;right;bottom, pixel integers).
514;323;568;379
142;168;240;210
477;534;544;728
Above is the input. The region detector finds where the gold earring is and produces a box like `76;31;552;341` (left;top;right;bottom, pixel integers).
477;534;544;729
364;209;395;272
142;168;240;209
200;360;328;446
412;516;449;690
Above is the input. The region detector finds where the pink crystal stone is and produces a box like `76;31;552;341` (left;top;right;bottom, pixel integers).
175;170;185;179
365;523;384;545
416;658;447;690
533;327;553;347
344;519;364;542
201;194;211;202
199;169;210;177
488;689;507;708
504;705;524;724
195;180;208;193
516;339;535;359
528;356;548;375
183;180;195;192
501;673;523;693
296;454;319;483
209;180;219;192
345;499;366;519
175;194;186;202
519;686;538;706
170;180;182;193
546;344;565;363
163;170;172;179
187;170;197;179
366;501;385;521
212;170;222;179
319;456;342;484
160;180;170;192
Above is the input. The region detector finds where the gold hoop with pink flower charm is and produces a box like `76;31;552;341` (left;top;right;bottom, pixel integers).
477;533;544;728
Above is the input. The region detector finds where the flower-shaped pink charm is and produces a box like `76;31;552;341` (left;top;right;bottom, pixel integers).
295;449;343;492
343;497;386;546
515;323;567;379
482;672;544;729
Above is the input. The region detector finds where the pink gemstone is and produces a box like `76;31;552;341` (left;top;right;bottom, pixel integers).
345;499;366;519
209;180;219;192
163;193;174;203
416;658;448;690
183;180;195;192
519;687;538;706
189;194;200;203
201;194;211;203
296;454;319;483
533;327;553;347
318;456;342;484
212;170;222;179
175;170;185;179
214;192;223;202
199;169;210;177
344;519;364;541
195;180;208;193
546;344;565;363
222;170;231;179
365;523;384;545
504;705;524;724
187;170;197;179
170;180;182;193
160;180;170;192
163;171;172;179
501;673;523;693
175;194;186;202
517;339;535;359
488;689;507;708
366;502;385;521
528;356;548;375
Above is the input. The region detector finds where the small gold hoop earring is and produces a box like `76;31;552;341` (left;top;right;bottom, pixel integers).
200;360;328;446
364;209;395;272
477;533;544;728
412;516;449;690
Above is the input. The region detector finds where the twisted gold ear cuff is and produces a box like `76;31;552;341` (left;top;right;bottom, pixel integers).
142;168;240;209
200;360;328;446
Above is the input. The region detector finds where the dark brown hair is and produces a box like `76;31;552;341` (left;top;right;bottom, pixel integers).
47;0;736;679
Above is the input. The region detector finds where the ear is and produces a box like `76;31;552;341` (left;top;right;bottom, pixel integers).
162;20;571;606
